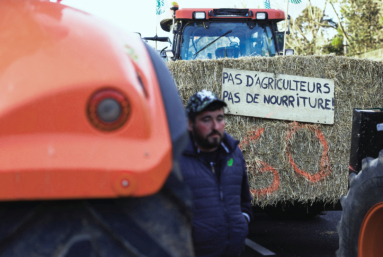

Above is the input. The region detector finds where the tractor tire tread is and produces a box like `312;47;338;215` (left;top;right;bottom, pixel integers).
336;149;383;257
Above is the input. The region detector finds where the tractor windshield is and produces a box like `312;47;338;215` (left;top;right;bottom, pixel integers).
180;21;276;60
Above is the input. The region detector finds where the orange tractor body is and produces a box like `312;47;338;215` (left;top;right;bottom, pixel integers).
0;2;193;257
0;0;172;200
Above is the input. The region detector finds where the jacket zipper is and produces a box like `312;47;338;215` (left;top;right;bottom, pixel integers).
211;162;225;202
210;162;215;174
213;159;231;246
200;156;230;248
192;154;230;242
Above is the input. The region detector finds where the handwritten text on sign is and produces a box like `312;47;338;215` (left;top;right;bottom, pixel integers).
222;68;335;124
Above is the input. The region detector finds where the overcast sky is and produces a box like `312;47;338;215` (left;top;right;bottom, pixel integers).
61;0;340;49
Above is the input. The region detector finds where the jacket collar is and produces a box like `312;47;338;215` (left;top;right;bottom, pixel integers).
183;132;239;156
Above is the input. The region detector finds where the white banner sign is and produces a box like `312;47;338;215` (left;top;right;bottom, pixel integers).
222;68;335;124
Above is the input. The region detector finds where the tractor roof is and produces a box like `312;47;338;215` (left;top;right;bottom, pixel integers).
161;8;285;32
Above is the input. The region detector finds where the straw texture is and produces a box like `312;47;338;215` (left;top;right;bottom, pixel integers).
168;56;383;207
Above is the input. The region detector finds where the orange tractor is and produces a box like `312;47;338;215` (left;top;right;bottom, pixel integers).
159;5;294;61
0;0;193;256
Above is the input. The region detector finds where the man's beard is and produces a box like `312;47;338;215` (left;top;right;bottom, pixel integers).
193;128;223;150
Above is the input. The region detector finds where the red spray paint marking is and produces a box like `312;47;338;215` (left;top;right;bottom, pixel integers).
250;160;280;196
239;127;264;149
285;122;331;182
240;127;280;196
265;106;282;119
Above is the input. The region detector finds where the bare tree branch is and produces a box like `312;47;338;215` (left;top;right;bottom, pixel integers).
313;21;337;28
293;20;309;42
330;1;353;50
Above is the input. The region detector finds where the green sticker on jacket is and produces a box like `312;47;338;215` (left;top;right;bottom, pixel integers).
227;158;233;167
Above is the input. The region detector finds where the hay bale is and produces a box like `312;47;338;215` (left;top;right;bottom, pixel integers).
168;56;383;207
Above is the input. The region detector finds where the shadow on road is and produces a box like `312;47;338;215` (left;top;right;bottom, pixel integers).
242;211;342;257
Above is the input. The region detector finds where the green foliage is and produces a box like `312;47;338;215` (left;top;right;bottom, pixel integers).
282;0;383;56
331;36;343;46
340;0;383;55
322;35;344;55
284;2;338;55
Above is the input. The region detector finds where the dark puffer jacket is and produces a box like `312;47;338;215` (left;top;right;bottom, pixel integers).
179;133;253;257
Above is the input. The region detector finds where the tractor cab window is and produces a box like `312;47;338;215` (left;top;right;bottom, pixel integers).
180;22;276;60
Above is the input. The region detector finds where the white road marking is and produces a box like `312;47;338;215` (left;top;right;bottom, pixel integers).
245;238;276;256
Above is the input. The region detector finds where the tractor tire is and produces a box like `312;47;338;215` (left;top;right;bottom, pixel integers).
336;149;383;257
0;166;194;257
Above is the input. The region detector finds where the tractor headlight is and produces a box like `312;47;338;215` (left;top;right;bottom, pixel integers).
87;88;131;131
285;49;295;56
194;12;206;19
256;12;267;19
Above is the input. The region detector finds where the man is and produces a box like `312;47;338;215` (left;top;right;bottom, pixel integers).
180;90;253;257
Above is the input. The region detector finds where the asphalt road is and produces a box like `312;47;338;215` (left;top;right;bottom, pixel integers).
242;211;342;257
